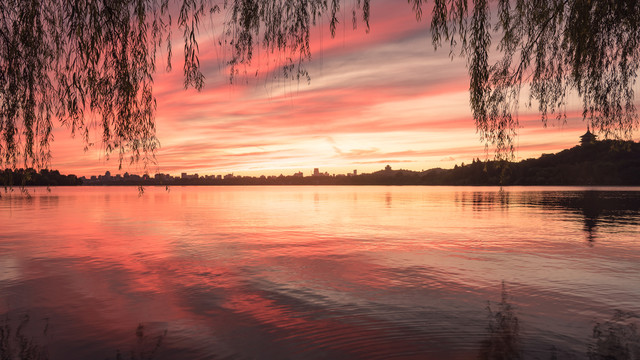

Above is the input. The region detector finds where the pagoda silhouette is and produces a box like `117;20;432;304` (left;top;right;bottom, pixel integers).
580;126;598;146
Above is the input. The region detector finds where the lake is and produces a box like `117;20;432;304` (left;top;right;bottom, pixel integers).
1;186;639;359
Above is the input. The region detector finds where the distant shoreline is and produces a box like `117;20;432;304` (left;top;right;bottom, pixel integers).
3;139;640;187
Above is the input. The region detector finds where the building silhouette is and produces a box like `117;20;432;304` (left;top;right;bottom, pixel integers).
580;127;598;146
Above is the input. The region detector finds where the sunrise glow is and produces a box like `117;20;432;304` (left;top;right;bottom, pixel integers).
47;1;635;178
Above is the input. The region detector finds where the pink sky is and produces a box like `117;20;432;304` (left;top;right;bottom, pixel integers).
49;1;636;177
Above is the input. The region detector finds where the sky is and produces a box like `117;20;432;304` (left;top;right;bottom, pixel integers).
49;1;633;178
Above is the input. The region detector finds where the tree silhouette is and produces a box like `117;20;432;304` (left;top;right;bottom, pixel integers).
1;0;639;168
424;0;640;156
1;0;361;169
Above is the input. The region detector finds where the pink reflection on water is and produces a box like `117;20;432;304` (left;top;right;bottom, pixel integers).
1;186;639;359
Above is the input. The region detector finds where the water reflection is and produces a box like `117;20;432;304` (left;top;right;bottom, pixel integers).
532;190;640;244
1;286;639;359
0;314;168;360
111;324;167;360
456;190;511;212
455;188;640;244
1;186;639;359
520;190;640;243
581;191;604;243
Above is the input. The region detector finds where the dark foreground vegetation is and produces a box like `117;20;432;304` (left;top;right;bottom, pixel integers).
1;285;638;360
3;140;639;187
0;315;166;360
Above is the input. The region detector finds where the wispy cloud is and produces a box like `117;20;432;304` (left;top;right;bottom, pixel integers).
48;1;604;177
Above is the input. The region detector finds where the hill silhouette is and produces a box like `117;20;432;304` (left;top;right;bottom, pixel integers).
419;139;640;186
308;139;639;186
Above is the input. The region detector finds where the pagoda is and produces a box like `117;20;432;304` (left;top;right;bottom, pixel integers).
580;127;598;146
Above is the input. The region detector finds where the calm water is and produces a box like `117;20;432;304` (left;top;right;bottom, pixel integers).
1;186;639;359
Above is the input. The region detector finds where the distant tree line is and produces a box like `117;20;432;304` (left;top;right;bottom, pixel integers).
1;168;82;187
89;139;640;186
212;139;639;186
4;140;639;187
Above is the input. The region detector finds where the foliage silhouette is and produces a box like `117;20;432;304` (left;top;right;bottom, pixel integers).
588;311;640;360
0;314;49;360
0;0;362;170
0;316;167;360
1;0;640;168
1;296;639;358
1;168;81;188
424;0;640;156
479;281;521;360
111;324;167;360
